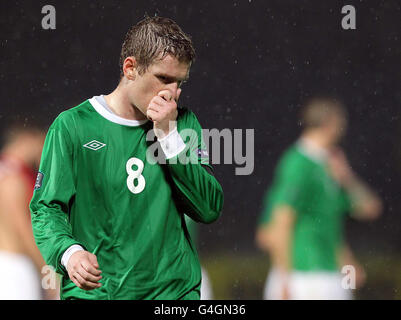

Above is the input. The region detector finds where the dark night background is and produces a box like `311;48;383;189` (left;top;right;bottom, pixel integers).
0;0;400;299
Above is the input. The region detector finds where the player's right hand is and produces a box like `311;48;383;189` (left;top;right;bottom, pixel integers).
67;251;102;291
146;88;181;138
327;147;354;186
281;283;290;300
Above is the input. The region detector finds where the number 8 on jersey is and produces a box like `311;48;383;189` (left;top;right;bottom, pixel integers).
126;157;146;194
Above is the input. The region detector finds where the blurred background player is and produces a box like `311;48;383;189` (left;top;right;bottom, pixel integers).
256;97;382;300
0;120;59;299
185;216;214;300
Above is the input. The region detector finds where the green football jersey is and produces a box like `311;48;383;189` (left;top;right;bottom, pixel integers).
30;96;224;300
259;142;352;272
185;215;199;244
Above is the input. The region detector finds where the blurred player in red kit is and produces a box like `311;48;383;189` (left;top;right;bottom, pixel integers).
0;120;58;299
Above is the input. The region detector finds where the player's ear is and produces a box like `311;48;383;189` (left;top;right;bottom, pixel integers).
123;56;137;81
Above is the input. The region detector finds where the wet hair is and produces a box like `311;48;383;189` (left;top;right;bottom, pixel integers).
119;16;195;77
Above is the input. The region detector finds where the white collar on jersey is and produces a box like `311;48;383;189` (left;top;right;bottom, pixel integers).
88;95;149;127
297;137;329;163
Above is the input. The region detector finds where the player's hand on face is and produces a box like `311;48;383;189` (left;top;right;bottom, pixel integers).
67;251;102;291
327;148;354;185
147;88;182;138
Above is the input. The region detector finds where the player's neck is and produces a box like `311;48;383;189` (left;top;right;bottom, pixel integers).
104;85;147;121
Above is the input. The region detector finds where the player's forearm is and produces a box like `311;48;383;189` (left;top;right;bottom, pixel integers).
158;127;223;223
269;231;292;273
267;231;292;296
343;175;382;219
344;175;374;203
268;206;294;273
30;202;85;276
19;226;48;273
168;161;224;223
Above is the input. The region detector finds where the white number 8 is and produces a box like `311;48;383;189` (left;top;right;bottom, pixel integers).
126;157;145;194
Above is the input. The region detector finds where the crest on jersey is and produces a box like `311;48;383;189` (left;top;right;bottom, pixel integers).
196;148;209;158
83;140;106;151
34;172;44;190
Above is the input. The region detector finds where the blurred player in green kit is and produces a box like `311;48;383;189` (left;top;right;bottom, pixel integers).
30;16;223;300
256;97;382;300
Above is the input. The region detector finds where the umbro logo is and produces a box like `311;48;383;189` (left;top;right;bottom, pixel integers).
83;140;106;151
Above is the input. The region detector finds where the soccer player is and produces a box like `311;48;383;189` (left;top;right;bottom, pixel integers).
0;121;58;299
30;16;224;300
256;97;382;300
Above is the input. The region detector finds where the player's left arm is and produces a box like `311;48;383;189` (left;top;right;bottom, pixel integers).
328;148;382;220
0;173;47;273
0;173;60;299
166;153;223;224
148;90;224;224
343;176;382;220
161;113;224;224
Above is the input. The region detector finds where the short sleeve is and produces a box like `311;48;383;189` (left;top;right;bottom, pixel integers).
259;154;309;225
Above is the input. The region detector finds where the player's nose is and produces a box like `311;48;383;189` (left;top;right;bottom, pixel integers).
165;82;179;99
